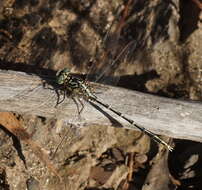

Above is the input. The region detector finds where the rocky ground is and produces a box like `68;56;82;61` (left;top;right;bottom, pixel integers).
0;0;202;189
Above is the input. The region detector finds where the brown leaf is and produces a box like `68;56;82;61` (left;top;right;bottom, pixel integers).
0;112;62;181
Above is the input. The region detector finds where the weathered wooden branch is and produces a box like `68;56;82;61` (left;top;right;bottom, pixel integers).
1;69;202;142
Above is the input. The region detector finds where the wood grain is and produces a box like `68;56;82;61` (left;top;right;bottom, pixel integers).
1;69;202;142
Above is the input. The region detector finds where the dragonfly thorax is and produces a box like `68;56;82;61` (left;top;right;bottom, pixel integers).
56;68;97;100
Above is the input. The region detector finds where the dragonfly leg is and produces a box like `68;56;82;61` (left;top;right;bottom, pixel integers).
77;98;85;115
55;89;66;107
72;97;84;119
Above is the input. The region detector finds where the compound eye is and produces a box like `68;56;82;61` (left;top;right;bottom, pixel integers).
56;68;70;76
63;68;70;73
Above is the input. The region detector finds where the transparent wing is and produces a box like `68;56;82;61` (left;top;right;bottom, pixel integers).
86;3;135;86
51;96;88;159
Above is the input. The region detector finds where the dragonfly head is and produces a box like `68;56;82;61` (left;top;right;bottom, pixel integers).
56;68;70;84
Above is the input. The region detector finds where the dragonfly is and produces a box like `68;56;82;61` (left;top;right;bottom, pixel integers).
55;68;174;152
